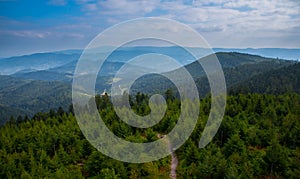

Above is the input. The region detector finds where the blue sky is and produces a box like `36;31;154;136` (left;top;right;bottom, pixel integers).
0;0;299;57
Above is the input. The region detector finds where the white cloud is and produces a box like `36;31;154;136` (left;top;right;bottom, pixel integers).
98;0;159;15
75;0;160;17
0;30;51;38
74;0;298;31
1;0;299;58
69;0;299;47
165;1;298;43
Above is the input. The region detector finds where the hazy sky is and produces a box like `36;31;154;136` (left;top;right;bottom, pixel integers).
0;0;299;57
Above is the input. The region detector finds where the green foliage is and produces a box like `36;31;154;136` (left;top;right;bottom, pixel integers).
0;92;300;178
0;75;71;123
1;52;298;124
231;62;300;94
176;93;300;178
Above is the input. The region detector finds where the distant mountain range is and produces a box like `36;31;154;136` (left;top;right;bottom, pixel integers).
0;52;80;75
213;48;300;60
12;61;125;82
1;47;299;76
0;47;299;124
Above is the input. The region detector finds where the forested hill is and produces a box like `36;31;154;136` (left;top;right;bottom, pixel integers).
178;52;286;78
130;52;295;95
231;62;300;94
0;52;298;123
0;93;299;178
0;75;71;125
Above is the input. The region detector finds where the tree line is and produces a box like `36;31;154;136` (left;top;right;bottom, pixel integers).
1;91;299;178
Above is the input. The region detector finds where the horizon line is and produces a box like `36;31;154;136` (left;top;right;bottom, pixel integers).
1;46;300;59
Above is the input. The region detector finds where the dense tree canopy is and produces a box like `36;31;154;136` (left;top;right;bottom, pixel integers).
0;92;299;178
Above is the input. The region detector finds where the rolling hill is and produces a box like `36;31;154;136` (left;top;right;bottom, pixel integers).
130;52;295;95
0;51;298;124
0;52;80;75
0;75;71;122
12;61;126;82
230;62;300;94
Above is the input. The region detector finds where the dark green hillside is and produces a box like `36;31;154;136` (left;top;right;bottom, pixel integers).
231;62;300;94
0;75;31;91
185;52;280;78
0;75;113;123
0;93;299;178
130;53;294;96
194;59;296;96
0;75;71;121
0;105;29;125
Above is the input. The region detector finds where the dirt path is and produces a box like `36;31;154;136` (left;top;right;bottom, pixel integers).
157;134;178;179
169;146;178;179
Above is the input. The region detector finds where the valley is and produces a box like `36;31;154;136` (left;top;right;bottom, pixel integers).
0;48;298;124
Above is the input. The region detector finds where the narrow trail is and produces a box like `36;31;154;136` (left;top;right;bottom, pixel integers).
169;144;178;179
157;134;178;179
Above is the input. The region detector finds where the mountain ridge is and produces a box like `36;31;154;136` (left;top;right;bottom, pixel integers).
0;51;299;123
